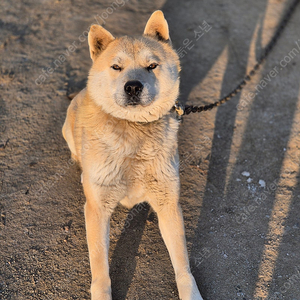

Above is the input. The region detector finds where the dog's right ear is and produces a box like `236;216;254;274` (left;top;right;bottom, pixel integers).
88;25;115;61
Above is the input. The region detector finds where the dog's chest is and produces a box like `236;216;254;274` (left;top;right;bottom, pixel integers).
84;117;178;187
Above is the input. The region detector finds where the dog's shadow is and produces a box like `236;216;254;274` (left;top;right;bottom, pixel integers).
110;203;151;300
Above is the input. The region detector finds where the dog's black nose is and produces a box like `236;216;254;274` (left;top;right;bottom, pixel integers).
124;80;144;97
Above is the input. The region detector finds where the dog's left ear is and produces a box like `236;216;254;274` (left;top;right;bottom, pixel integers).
144;10;170;43
88;25;115;61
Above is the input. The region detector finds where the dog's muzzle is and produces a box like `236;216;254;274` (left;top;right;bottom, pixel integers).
124;80;144;106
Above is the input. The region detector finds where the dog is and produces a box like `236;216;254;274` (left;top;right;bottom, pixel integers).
62;10;203;300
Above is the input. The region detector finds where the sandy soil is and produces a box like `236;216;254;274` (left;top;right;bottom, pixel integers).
1;0;300;299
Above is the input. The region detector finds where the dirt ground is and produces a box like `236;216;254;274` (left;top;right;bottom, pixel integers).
1;0;300;299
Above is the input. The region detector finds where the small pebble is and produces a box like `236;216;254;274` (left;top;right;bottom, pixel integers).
259;180;266;188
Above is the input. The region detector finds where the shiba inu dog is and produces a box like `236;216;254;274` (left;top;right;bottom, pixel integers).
62;10;203;300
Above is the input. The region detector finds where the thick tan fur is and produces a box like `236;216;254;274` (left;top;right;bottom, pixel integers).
62;10;203;300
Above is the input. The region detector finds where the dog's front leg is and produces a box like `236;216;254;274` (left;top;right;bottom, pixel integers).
154;202;204;300
83;180;112;300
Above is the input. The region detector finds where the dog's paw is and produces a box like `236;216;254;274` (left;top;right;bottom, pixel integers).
90;281;112;300
176;272;204;300
91;291;112;300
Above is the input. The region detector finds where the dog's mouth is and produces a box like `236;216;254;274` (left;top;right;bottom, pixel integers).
125;95;143;106
125;96;155;107
115;93;155;108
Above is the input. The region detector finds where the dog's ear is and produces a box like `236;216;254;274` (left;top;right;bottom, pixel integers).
88;25;115;61
143;10;170;42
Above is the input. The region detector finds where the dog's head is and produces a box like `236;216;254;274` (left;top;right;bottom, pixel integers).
87;11;180;122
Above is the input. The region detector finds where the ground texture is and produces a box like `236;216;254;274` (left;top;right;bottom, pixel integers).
1;0;300;299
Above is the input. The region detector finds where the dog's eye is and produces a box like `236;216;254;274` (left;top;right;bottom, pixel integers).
111;64;121;71
147;63;158;70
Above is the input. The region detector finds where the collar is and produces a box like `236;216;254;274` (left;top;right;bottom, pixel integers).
172;100;184;120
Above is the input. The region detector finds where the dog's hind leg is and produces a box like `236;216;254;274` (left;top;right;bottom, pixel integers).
152;201;204;300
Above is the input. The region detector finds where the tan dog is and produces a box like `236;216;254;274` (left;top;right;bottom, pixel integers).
62;10;203;300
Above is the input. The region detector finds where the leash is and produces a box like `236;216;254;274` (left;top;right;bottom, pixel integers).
174;0;300;117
